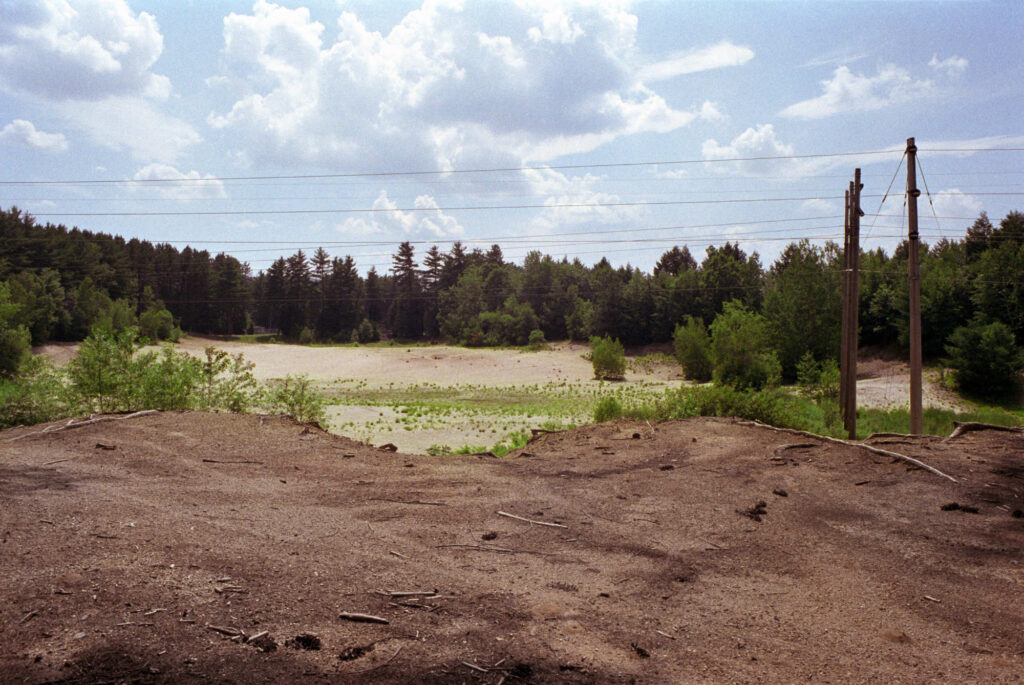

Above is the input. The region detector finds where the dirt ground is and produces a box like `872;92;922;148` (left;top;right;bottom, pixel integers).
2;411;1022;683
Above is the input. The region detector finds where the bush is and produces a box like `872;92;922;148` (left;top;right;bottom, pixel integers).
0;323;31;378
265;374;326;426
648;384;807;429
526;328;547;351
138;306;176;341
590;335;625;380
795;352;840;430
709;301;781;390
593;395;623;422
944;318;1023;398
195;347;259;412
0;355;75;428
673;316;713;382
298;326;315;344
66;327;139;412
133;346;200;410
354;318;379;344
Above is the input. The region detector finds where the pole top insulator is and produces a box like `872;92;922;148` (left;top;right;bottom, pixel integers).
910;189;921;198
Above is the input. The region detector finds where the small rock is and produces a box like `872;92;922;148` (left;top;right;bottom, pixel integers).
772;489;788;497
481;531;498;541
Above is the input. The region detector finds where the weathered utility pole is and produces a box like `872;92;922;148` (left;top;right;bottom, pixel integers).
840;169;862;439
906;138;923;435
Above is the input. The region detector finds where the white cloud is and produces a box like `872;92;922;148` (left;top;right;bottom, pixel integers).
800;198;837;215
780;64;934;119
58;96;201;163
0;119;68;152
928;54;968;78
337;190;464;238
523;167;643;232
131;164;227;200
930;188;981;219
0;0;169;101
208;1;707;171
703;123;794;160
639;41;754;82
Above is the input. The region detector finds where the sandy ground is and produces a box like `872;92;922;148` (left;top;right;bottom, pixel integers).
1;412;1022;683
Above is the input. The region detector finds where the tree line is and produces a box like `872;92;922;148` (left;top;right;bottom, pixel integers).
2;205;1023;385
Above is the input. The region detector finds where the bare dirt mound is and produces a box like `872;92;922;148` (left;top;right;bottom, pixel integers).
1;413;1022;683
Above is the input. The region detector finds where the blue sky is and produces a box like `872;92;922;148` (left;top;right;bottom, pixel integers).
1;0;1022;274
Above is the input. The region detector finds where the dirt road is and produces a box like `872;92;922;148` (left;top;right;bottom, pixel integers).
2;412;1022;683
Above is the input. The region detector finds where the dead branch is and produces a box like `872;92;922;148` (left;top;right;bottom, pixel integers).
202;459;263;465
18;610;39;625
338;612;389;624
206;625;243;637
6;410;158;442
773;443;817;455
947;422;1024;440
461;661;489;673
734;419;957;483
368;498;446;506
497;510;568;529
388;550;408;559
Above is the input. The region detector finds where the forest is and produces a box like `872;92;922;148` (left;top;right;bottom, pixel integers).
1;205;1023;391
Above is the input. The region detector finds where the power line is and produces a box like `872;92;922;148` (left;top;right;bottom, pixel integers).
0;149;903;186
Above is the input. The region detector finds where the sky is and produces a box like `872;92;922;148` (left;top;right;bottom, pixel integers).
1;0;1022;275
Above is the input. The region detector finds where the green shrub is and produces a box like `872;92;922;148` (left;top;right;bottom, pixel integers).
709;301;781;390
66;327;139;412
298;326;315;344
944;318;1023;399
133;346;200;410
355;318;379;343
0;355;75;428
526;328;547;351
591;335;625;380
266;374;326;426
593;395;623;422
795;352;841;430
673;316;713;382
138;306;176;341
195;347;259;412
0;324;31;378
649;384;807;429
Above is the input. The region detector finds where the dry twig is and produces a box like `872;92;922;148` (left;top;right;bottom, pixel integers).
338;612;389;624
735;419;957;483
497;510;568;529
6;410;158;442
947;422;1024;440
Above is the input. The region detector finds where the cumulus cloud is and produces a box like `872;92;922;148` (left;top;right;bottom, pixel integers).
523;167;643;232
131;163;227;200
338;191;464;238
0;119;68;152
58;97;201;163
208;1;710;171
702;123;794;161
928;54;968;78
0;0;170;101
780;64;934;119
931;188;982;219
639;41;754;82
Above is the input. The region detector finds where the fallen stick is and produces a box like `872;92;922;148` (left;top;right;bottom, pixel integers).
202;459;263;465
734;420;957;483
18;610;39;625
368;498;446;506
382;590;438;598
206;625;243;637
6;410;158;442
388;550;408;559
461;661;489;673
947;421;1024;440
498;510;568;529
338;612;389;624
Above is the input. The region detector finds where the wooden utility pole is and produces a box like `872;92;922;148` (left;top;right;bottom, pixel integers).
906;138;923;435
840;188;850;425
840;170;862;439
